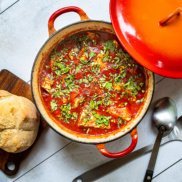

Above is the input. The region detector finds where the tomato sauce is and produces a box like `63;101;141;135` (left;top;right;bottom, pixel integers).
39;31;146;135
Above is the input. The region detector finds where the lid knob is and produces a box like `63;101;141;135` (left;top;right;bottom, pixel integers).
159;8;182;26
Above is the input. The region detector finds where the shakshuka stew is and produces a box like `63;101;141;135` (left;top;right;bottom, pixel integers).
40;31;147;135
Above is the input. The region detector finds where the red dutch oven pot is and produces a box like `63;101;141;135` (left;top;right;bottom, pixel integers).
31;6;154;158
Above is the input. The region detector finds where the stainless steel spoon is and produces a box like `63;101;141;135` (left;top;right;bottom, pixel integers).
144;97;177;182
73;98;180;182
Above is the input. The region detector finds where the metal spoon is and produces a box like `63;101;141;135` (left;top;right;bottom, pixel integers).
144;97;177;182
73;98;180;182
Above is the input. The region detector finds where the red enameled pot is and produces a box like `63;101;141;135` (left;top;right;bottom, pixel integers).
31;6;154;158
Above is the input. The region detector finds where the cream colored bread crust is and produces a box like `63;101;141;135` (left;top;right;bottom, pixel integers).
0;90;40;153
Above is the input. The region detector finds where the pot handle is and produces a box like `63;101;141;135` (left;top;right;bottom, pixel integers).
96;128;138;158
48;6;89;36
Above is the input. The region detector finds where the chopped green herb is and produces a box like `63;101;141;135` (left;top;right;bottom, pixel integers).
75;65;82;73
103;82;112;90
114;71;126;82
103;56;110;62
78;79;83;84
64;75;76;90
99;77;106;83
104;40;116;52
52;90;61;97
93;112;111;127
89;52;96;59
114;57;120;63
78;35;89;43
50;100;57;111
83;117;89;123
91;64;100;73
89;100;102;110
87;75;93;82
103;98;112;106
51;84;64;98
112;64;119;69
60;104;72;122
54;62;70;75
102;51;110;62
72;112;78;120
82;78;89;84
124;78;141;96
80;58;88;65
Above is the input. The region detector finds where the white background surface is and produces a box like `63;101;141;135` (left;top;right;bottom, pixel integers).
0;0;182;182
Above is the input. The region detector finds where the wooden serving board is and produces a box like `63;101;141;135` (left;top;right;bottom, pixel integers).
0;69;45;176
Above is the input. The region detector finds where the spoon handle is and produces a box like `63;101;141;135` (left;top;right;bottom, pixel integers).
144;126;165;182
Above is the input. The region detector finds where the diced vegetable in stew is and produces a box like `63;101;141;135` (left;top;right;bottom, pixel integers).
39;31;147;135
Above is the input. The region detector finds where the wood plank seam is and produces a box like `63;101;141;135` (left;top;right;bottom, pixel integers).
0;0;20;15
153;158;182;180
13;142;72;182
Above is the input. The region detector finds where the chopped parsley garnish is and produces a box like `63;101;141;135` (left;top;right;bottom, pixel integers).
87;75;93;82
124;77;142;96
93;112;111;127
114;57;120;63
64;75;76;90
83;78;89;84
102;94;112;106
91;64;100;73
103;82;112;90
89;52;96;59
60;104;72;122
50;100;57;111
80;58;88;65
54;62;70;75
102;51;110;62
89;100;102;110
75;65;82;73
51;84;64;98
114;71;127;82
104;40;116;52
72;112;78;120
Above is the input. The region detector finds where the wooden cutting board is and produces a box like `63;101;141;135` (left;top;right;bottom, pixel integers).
0;69;45;176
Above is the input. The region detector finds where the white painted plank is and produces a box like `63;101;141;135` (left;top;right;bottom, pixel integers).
11;141;182;182
0;172;7;182
153;158;182;182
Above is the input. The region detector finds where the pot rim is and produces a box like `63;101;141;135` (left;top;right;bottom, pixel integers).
31;20;154;144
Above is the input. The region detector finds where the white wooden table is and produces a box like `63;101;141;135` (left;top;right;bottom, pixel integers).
0;0;182;181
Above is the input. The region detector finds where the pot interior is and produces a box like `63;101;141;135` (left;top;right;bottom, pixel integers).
32;21;154;144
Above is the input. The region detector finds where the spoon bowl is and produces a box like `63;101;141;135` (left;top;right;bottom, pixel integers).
152;97;177;135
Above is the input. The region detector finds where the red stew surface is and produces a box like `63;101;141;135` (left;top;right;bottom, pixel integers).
39;31;146;135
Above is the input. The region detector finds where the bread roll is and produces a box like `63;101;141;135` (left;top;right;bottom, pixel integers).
0;90;40;153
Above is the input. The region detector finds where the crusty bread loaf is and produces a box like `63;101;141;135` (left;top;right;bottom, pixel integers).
0;90;40;153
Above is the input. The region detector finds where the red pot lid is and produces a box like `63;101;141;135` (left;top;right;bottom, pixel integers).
110;0;182;78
